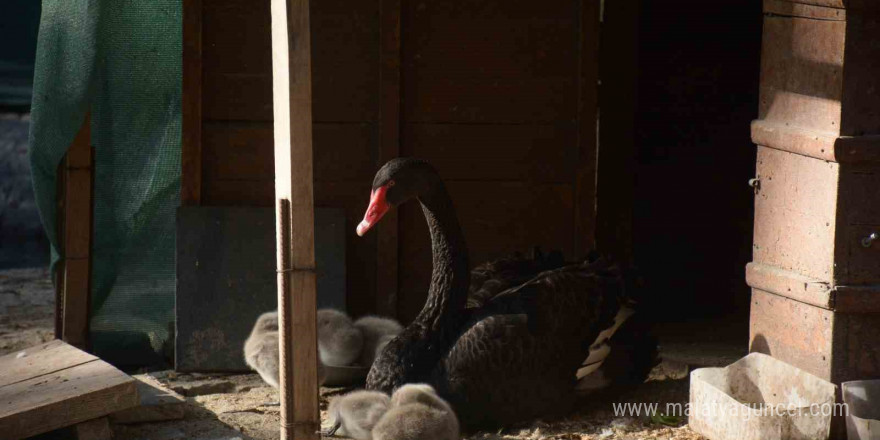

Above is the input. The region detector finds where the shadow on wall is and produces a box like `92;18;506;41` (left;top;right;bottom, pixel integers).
749;333;770;356
0;115;49;269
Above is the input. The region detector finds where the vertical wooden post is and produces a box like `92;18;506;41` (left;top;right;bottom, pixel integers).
61;114;94;349
270;0;319;438
376;0;402;318
181;0;203;206
573;0;601;259
595;0;639;266
54;156;67;340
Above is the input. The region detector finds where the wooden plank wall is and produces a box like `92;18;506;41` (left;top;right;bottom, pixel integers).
195;0;599;321
198;0;382;317
396;0;598;320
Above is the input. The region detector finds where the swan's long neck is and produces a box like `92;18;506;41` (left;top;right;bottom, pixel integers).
416;180;469;333
365;173;471;392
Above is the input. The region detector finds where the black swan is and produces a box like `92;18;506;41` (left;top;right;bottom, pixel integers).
356;158;657;429
466;246;565;309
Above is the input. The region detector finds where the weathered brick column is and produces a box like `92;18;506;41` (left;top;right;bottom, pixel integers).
748;0;880;394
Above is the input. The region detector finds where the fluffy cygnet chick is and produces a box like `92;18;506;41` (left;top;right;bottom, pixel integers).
372;384;460;440
324;390;392;440
353;315;403;367
244;310;326;388
244;311;282;388
317;308;364;367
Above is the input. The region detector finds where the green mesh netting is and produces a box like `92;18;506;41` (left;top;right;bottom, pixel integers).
29;0;181;368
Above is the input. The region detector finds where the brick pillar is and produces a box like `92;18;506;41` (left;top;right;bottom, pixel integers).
748;0;880;401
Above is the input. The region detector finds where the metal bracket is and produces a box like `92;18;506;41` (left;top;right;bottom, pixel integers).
862;232;878;248
748;178;761;193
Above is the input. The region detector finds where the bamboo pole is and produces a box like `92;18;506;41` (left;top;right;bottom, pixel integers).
270;0;319;438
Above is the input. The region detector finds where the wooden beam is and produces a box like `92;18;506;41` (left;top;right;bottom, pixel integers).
763;0;846;20
376;0;402;318
181;0;203;206
62;114;93;349
0;341;138;439
54;156;67;339
574;0;601;259
270;0;319;438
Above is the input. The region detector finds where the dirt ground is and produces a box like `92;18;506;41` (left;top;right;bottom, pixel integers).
0;267;55;355
2;267;708;440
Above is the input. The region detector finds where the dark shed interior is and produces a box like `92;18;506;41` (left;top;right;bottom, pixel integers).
616;0;762;328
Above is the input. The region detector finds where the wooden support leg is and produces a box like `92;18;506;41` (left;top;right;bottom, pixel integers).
74;417;112;440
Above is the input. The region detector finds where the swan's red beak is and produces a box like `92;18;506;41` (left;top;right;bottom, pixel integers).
356;185;391;236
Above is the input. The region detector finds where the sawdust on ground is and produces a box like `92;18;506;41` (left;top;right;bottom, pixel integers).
1;267;707;440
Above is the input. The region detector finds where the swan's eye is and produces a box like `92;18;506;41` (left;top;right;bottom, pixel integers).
387;180;395;187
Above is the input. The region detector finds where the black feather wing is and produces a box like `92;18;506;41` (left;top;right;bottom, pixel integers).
466;247;567;309
433;258;625;429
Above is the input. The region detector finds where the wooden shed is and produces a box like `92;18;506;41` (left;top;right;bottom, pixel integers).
46;0;880;437
176;0;880;389
173;0;772;335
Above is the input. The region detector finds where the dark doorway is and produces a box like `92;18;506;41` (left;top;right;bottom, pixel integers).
598;0;763;339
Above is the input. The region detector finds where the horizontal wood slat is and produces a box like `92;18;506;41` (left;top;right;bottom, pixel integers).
0;340;97;387
751;120;880;164
746;262;833;309
202;0;380;123
764;0;846;20
401;0;580;123
767;0;880;11
202;122;376;183
404;123;577;182
0;341;138;439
